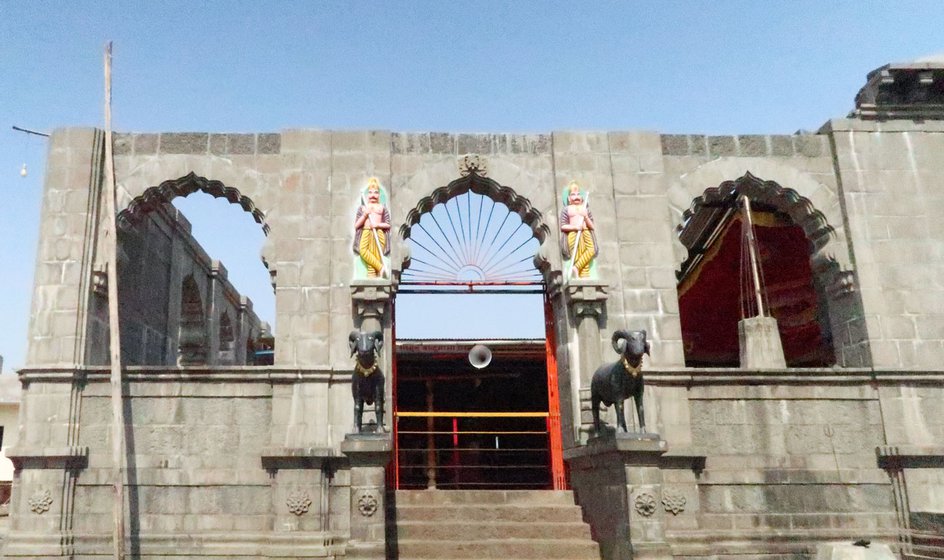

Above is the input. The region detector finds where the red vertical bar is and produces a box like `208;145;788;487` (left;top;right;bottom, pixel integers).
545;295;567;490
391;299;400;490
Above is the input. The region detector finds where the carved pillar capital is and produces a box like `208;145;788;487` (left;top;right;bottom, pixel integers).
350;280;396;330
563;281;609;320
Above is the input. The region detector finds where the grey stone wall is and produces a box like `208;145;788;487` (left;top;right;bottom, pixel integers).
15;116;944;557
27;128;105;367
827;119;944;369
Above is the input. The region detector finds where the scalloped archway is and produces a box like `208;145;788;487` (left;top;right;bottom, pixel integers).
398;172;552;284
117;172;269;235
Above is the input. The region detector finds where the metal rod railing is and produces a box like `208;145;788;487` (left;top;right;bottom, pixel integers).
395;411;553;490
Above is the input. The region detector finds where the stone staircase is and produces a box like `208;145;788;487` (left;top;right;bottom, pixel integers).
391;490;599;559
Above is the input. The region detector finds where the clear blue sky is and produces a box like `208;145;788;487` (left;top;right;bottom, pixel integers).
2;2;943;373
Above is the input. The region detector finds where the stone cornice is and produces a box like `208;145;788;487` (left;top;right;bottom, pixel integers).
853;62;944;120
6;446;89;470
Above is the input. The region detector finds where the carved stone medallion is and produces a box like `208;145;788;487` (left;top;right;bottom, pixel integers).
662;491;686;515
356;491;379;517
29;489;53;514
286;489;312;516
634;492;657;517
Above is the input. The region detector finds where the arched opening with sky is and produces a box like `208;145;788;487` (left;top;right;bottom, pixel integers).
103;176;275;367
393;176;565;490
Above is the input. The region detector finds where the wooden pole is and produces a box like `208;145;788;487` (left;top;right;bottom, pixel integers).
739;195;766;318
102;41;127;560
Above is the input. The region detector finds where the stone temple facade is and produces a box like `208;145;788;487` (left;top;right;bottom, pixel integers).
6;57;944;559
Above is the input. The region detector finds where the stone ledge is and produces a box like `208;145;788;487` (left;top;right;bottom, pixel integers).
4;531;346;558
876;445;944;469
695;468;890;485
6;446;88;469
261;446;343;471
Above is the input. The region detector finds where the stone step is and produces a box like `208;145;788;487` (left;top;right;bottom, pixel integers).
395;538;600;559
908;545;944;560
396;503;586;523
396;520;593;541
393;490;598;559
395;489;579;506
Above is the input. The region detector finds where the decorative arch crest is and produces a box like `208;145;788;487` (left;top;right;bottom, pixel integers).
398;172;552;282
117;172;269;235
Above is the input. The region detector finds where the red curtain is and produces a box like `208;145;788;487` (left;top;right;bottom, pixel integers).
678;214;833;367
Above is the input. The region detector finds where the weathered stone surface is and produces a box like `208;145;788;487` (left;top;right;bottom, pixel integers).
159;132;208;154
20;79;944;558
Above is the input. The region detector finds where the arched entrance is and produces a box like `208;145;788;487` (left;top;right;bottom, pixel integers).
392;173;565;490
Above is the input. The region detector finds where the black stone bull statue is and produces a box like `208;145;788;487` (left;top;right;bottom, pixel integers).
348;329;386;433
591;329;650;434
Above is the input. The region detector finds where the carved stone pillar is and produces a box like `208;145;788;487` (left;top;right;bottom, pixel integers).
340;434;393;560
207;259;227;365
565;281;609;385
565;435;672;560
558;280;608;443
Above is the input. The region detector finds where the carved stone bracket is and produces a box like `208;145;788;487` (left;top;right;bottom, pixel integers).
562;281;609;320
351;280;396;329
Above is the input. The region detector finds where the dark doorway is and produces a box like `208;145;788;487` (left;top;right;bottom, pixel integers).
394;341;553;490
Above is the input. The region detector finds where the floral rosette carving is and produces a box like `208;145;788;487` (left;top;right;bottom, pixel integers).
662;492;686;515
357;491;379;517
29;489;53;514
634;492;657;517
286;490;312;516
458;154;488;177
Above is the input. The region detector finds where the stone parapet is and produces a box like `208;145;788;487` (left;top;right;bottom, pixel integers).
566;435;672;560
340;434;392;560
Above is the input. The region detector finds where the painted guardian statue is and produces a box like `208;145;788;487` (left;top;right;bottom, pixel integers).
353;177;391;279
560;181;598;280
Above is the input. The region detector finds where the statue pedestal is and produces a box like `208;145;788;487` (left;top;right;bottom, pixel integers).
738;316;786;368
340;433;392;560
565;434;672;560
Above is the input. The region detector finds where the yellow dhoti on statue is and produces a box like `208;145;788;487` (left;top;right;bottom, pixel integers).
359;229;386;277
568;229;595;278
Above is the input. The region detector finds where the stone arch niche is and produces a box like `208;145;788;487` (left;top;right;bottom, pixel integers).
673;172;870;368
110;172;273;366
397;171;554;283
